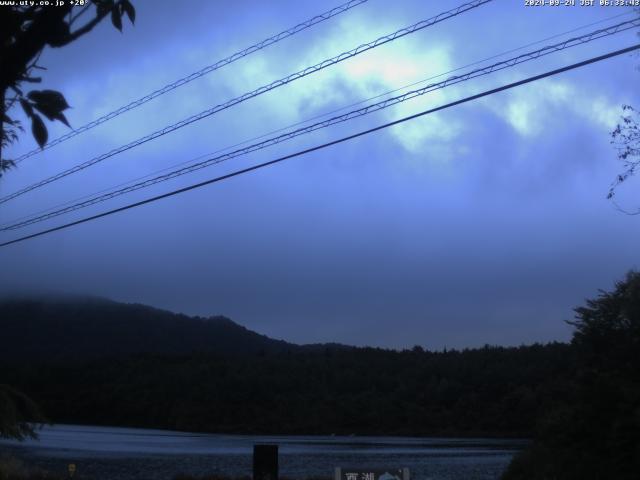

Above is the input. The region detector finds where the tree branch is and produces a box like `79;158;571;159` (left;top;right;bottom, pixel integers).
610;198;640;216
69;3;93;27
63;8;111;45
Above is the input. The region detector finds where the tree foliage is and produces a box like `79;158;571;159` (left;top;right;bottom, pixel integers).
608;105;640;213
0;0;135;176
607;18;640;212
503;271;640;480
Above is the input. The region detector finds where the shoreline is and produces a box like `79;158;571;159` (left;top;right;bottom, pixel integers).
1;425;524;480
14;422;533;442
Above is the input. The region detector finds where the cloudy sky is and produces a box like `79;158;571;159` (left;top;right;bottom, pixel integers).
1;0;639;349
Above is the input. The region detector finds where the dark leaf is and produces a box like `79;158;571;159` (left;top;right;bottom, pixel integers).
111;7;123;31
95;0;114;16
32;104;57;122
97;5;109;17
121;0;135;24
31;114;48;148
0;159;16;177
27;90;70;111
56;112;71;128
20;98;34;118
28;90;71;124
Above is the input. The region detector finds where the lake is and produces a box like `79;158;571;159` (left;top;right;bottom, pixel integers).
0;425;526;480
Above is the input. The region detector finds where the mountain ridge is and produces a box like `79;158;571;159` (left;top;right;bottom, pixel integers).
0;295;351;361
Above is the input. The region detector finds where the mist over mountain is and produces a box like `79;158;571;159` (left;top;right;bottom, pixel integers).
0;296;321;361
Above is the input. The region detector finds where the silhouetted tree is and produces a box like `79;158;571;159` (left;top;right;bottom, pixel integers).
503;271;640;480
0;0;135;175
0;384;46;440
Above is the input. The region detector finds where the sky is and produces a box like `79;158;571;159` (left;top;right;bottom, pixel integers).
1;0;639;349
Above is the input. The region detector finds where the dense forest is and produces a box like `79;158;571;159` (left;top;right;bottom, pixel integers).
2;342;572;437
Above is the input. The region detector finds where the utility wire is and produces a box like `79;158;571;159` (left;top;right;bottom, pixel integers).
2;18;637;232
12;0;370;164
1;44;638;249
0;0;493;206
4;10;631;230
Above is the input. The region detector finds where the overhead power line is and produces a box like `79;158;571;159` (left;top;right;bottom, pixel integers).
2;18;637;232
1;43;638;249
12;0;370;164
0;0;493;206
4;11;631;232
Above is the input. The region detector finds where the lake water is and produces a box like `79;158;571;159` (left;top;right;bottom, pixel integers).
0;425;526;480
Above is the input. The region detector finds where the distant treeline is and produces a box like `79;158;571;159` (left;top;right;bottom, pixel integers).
2;342;573;437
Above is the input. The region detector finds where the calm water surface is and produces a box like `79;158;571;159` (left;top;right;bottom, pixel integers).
0;425;526;480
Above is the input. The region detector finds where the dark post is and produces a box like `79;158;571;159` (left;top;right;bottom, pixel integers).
253;444;278;480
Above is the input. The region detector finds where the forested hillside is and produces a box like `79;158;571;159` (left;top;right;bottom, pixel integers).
2;342;572;437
